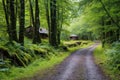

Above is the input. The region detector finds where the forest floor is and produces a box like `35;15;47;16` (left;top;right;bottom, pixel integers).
21;43;109;80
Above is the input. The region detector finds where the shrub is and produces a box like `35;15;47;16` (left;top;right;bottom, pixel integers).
106;42;120;72
0;42;34;67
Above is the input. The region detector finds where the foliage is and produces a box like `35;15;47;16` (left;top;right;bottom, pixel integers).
0;40;93;80
0;42;34;67
94;43;120;80
94;44;107;65
106;42;120;74
0;53;68;80
60;29;70;40
68;0;120;43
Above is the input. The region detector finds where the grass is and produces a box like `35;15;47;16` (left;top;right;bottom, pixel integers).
93;44;120;80
0;40;94;80
13;53;69;80
94;44;107;65
0;53;69;80
94;44;110;79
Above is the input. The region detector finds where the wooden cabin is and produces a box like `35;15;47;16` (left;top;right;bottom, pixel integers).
25;26;48;39
39;28;48;38
70;34;78;40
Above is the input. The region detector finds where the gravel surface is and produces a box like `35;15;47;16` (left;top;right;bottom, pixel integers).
23;44;109;80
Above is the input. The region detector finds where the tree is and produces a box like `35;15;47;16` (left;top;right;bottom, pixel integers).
99;0;120;29
19;0;25;45
44;0;51;43
29;0;41;44
2;0;11;41
33;0;41;44
9;0;18;41
2;0;18;42
29;0;35;27
56;0;63;45
44;0;58;47
69;0;120;46
50;0;57;47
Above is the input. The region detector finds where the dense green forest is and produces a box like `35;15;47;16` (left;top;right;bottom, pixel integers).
0;0;120;80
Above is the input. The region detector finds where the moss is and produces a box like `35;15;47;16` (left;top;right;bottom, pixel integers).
0;42;35;67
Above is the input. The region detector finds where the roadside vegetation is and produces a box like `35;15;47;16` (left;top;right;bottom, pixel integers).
94;42;120;80
0;40;93;80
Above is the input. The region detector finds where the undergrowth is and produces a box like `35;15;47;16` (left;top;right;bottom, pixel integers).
0;40;93;80
94;42;120;80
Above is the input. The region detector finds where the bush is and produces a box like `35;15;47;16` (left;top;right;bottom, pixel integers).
106;42;120;72
0;42;35;67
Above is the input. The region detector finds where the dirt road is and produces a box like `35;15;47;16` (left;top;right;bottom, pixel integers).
26;44;109;80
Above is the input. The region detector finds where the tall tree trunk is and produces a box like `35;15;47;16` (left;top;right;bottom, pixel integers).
29;0;35;27
33;0;41;44
116;16;120;41
2;0;11;41
10;0;18;41
57;1;60;45
57;1;63;45
101;17;105;48
14;0;18;26
50;0;57;47
19;0;25;46
44;0;51;43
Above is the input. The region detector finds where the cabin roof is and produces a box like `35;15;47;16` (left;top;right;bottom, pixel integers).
70;34;78;37
39;28;48;34
25;26;48;34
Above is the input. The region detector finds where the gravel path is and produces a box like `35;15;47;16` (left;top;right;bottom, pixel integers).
25;44;109;80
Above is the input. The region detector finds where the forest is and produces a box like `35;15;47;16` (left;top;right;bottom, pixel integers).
0;0;120;80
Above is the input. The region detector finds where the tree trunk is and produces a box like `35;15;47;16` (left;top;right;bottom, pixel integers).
29;0;35;27
116;16;120;41
57;4;63;45
33;0;41;44
19;0;25;46
2;0;11;41
44;0;51;43
50;0;57;47
10;0;18;41
101;17;105;48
